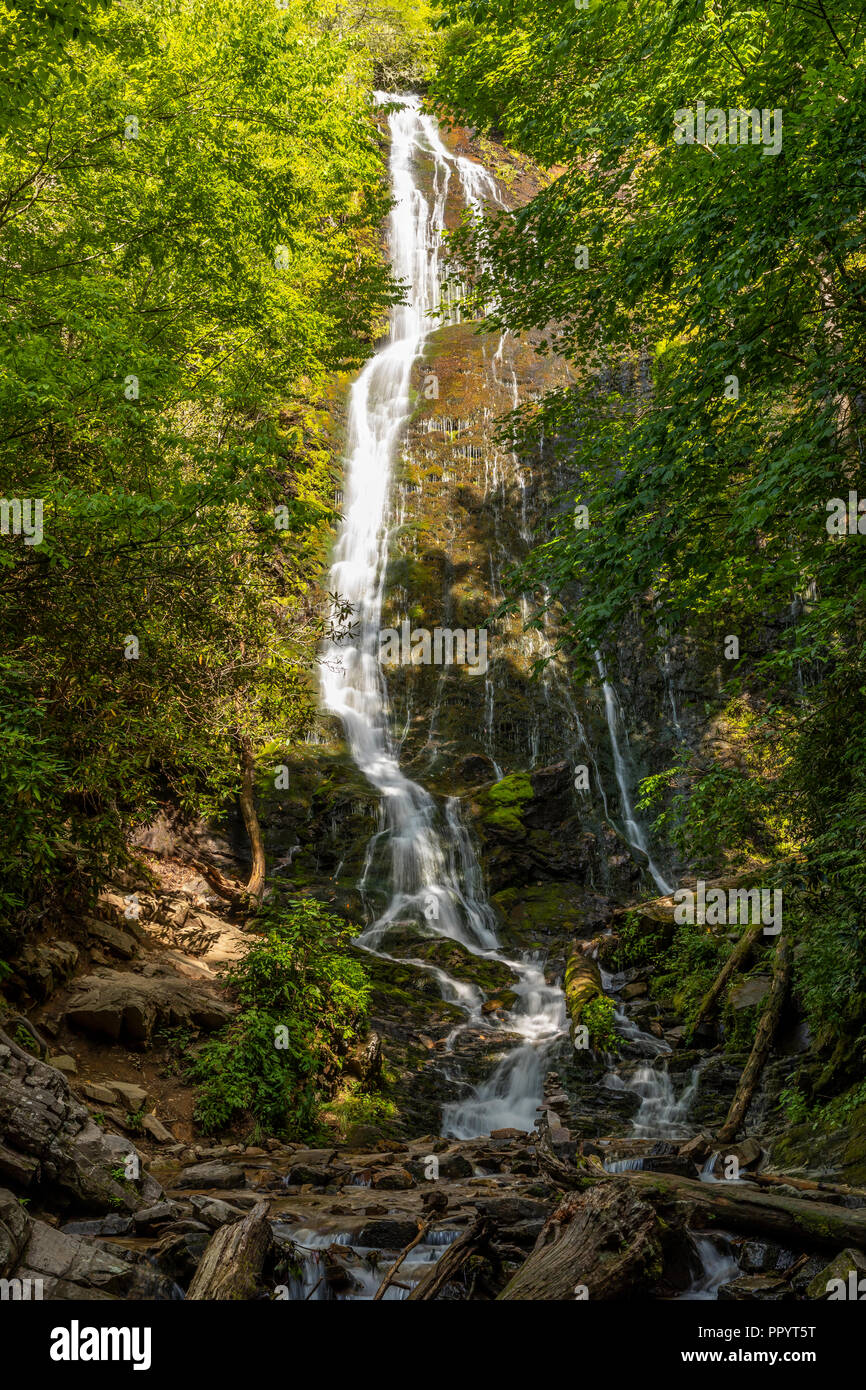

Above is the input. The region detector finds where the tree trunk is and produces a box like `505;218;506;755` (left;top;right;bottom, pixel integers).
625;1170;866;1251
689;920;763;1040
183;734;266;915
717;936;791;1144
498;1183;668;1300
237;735;266;904
186;1201;272;1300
564;943;602;1042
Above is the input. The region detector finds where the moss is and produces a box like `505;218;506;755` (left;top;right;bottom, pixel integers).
475;773;534;837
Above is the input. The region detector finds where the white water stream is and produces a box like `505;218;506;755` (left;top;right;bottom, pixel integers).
320;94;565;1138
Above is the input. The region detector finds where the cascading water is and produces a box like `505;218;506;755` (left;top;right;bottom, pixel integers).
321;93;566;1139
593;650;673;896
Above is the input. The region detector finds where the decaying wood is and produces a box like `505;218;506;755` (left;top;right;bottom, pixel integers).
688;920;763;1040
533;1111;866;1253
187;1200;272;1300
564;943;603;1042
406;1217;489;1300
498;1182;668;1301
373;1218;430;1300
717;937;791;1144
625;1170;866;1251
535;1109;602;1190
752;1171;866;1201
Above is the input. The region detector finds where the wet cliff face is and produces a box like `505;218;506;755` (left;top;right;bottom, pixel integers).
255;119;723;1137
272;128;692;912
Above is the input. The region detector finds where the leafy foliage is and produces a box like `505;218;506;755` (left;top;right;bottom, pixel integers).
189;897;371;1136
0;0;401;945
431;0;866;1066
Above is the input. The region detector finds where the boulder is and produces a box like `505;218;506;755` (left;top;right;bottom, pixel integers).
80;1082;117;1106
285;1165;332;1186
141;1115;173;1143
49;1055;78;1075
718;1273;790;1301
175;1162;246;1191
0;1187;31;1274
107;1081;147;1112
65;970;233;1045
61;1214;134;1237
622;981;648;1001
0;1035;162;1213
1;1191;175;1299
357;1218;420;1249
132;1203;179;1232
371;1167;415;1191
83;918;140;960
805;1248;866;1300
7;941;79;1003
437;1153;474;1180
189;1196;247;1229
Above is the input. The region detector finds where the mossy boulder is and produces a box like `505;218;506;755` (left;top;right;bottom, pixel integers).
492;882;612;964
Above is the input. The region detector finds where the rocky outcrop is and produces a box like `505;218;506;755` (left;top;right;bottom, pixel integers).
0;1033;163;1213
0;1188;176;1299
64;969;234;1045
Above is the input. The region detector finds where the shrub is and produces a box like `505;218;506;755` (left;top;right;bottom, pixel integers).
189;897;370;1137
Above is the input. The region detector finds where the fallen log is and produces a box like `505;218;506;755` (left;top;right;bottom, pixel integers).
751;1171;866;1201
498;1182;670;1301
626;1170;866;1251
406;1217;489;1301
564;943;603;1043
187;1200;272;1300
533;1114;866;1252
688;920;763;1040
717;936;791;1143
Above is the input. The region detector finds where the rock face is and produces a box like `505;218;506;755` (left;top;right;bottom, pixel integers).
7;940;80;1003
65;970;234;1045
0;1034;162;1213
0;1188;175;1299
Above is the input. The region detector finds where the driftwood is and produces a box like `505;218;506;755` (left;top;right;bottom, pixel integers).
498;1182;668;1300
688;920;763;1040
186;1201;272;1300
406;1217;489;1300
535;1110;601;1190
373;1218;430;1300
564;944;603;1042
717;936;791;1143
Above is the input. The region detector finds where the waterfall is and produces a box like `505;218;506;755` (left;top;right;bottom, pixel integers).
320;93;567;1138
593;650;673;895
678;1235;740;1301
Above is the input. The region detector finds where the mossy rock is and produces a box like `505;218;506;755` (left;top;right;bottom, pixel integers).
474;773;534;837
492;883;610;955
